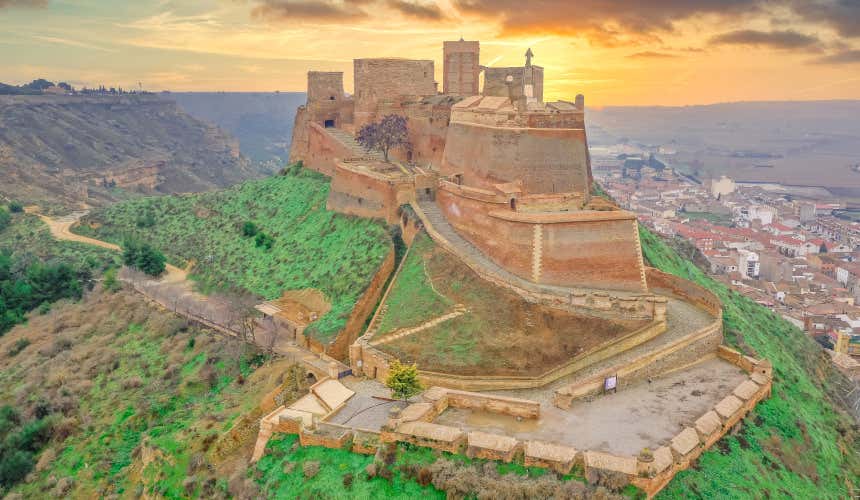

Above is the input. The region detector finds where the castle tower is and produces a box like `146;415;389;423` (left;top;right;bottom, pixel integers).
306;72;345;128
443;39;480;96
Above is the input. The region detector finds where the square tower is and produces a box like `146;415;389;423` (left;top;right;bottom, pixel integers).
443;40;480;96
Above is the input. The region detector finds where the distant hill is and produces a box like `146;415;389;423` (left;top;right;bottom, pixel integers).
168;92;305;166
0;94;269;211
587;100;860;197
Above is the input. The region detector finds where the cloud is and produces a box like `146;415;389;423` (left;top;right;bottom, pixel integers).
31;35;117;53
626;51;679;59
250;0;369;23
0;0;47;8
708;29;820;50
790;0;860;38
813;49;860;64
387;0;445;21
452;0;766;42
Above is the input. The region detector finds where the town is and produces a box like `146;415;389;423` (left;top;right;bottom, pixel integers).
594;150;860;375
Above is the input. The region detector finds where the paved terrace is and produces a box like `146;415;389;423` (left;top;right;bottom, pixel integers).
435;357;746;456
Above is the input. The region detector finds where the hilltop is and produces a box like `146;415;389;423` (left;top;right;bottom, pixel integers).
0;94;268;211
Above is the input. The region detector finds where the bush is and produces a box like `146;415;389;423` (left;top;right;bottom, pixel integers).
364;462;377;479
8;339;29;357
7;202;23;214
254;232;274;250
342;472;353;489
135;211;156;228
122;240;166;276
102;267;121;292
0;209;10;232
241;221;258;237
302;460;320;479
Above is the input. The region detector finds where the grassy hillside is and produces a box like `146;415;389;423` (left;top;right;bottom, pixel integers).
0;286;301;498
639;227;860;499
76;167;392;343
0;212;117;335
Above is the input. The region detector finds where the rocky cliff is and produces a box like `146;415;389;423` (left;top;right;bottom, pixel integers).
0;94;267;210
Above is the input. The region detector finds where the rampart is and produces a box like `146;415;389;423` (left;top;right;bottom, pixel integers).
435;184;648;292
441;106;591;194
326;160;416;224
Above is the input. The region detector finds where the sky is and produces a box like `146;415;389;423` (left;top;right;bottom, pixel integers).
1;0;860;106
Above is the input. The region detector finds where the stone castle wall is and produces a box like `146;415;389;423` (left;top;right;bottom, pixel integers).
443;40;480;96
326;161;415;224
483;66;544;102
440;121;591;194
435;185;647;292
354;58;436;128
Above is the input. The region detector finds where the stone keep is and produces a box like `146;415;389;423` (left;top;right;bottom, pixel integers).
443;39;480;96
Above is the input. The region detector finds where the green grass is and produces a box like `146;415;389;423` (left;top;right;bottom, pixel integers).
639;227;860;499
255;435;444;499
0;213;117;272
375;233;453;334
75;167;391;343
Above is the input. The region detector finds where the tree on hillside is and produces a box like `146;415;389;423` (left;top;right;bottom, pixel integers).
385;360;424;402
356;114;409;163
123;240;166;277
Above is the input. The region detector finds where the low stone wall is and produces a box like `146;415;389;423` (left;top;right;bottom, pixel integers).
254;350;771;498
645;267;722;316
554;318;723;408
353;318;667;392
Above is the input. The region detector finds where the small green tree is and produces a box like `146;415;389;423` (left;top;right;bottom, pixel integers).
385;360;423;402
7;202;23;213
123;240;166;276
0;208;9;232
254;232;274;250
242;221;258;237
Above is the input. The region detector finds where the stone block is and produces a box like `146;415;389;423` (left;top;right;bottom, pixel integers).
467;431;520;461
733;380;760;401
524;440;579;473
670;427;700;459
584;451;637;476
398;403;435;423
422;386;448;402
714;395;744;422
751;371;769;386
694;411;722;440
638;446;673;477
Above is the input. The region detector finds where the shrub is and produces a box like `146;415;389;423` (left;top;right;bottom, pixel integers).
0;209;10;232
102;267;121;292
302;460;320;479
135;211;156;228
122;240;166;276
241;221;258;237
8;339;30;357
254;232;274;250
416;466;433;486
364;462;377;479
385;360;424;402
342;472;353;489
7;202;23;214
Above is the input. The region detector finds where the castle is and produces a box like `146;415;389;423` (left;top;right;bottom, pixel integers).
273;41;772;497
290;41;648;295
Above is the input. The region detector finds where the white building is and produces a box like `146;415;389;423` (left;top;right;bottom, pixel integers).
737;249;760;279
710;176;736;199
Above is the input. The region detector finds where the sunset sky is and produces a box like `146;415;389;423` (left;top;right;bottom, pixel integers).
2;0;860;105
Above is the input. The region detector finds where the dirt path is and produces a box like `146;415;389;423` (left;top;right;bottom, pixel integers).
37;211;187;283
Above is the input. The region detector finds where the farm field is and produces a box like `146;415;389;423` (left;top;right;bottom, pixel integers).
74;166;392;343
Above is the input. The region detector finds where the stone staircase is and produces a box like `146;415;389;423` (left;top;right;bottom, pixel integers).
325;128;385;161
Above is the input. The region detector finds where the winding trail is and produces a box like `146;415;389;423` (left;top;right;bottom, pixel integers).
32;209;345;378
